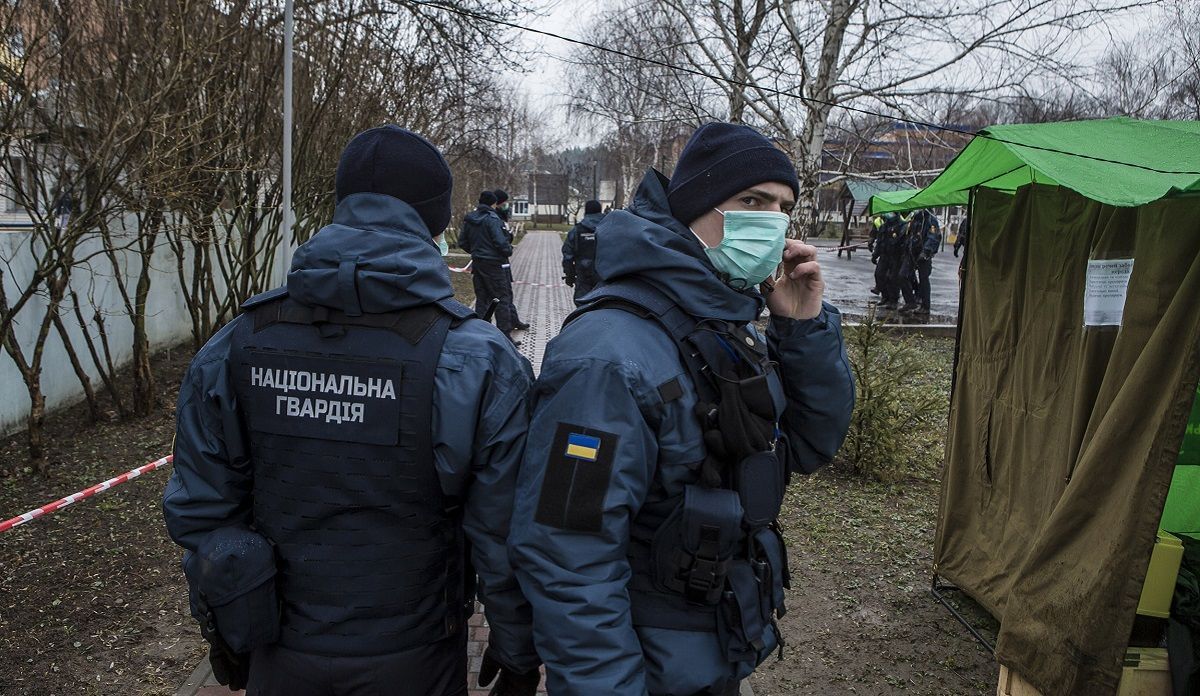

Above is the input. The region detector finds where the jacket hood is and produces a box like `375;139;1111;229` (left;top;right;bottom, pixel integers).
464;205;496;225
578;212;604;231
287;192;454;313
594;169;764;322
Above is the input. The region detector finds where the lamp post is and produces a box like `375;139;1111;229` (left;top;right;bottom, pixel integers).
279;0;294;285
592;160;598;201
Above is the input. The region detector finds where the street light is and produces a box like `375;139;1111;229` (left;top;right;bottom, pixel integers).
279;0;294;286
592;160;598;201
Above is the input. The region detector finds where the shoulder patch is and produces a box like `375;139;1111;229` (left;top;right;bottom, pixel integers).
657;377;685;404
534;423;619;534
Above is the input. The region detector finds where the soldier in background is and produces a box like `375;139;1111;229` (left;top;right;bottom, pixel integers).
561;199;605;304
493;189;530;331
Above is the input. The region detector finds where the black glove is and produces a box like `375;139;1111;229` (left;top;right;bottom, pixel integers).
953;247;959;258
478;650;541;696
870;255;878;265
563;274;575;287
201;627;250;691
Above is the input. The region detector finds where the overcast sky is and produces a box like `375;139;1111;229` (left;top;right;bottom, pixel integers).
503;0;1164;144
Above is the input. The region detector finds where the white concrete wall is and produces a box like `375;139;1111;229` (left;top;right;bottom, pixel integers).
0;218;236;437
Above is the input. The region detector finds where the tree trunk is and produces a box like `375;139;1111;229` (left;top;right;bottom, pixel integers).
27;387;46;472
51;310;100;422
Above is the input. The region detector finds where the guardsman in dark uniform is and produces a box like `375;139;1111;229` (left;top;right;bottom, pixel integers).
460;190;520;344
163;126;541;696
510;123;854;695
561;199;604;304
953;214;970;282
899;209;941;315
493;189;530;331
872;212;905;309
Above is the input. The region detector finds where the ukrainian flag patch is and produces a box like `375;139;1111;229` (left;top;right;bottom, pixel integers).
535;423;619;534
565;433;601;461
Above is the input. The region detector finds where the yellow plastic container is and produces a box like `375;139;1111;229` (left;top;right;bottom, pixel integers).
997;649;1170;696
1136;530;1184;618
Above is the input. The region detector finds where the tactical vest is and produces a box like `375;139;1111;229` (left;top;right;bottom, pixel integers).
228;288;473;657
565;280;791;667
574;224;599;286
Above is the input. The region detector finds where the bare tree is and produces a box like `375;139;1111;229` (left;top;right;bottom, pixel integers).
647;0;1154;234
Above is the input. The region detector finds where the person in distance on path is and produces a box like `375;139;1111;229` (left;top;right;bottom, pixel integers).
493;189;530;331
561;199;605;304
461;190;521;345
510;122;855;696
163;125;540;696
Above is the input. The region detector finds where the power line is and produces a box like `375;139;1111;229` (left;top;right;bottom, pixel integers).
413;0;1200;177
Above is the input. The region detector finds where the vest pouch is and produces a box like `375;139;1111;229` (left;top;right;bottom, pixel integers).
735;451;785;529
652;485;744;605
752;526;788;618
184;526;280;655
717;560;770;664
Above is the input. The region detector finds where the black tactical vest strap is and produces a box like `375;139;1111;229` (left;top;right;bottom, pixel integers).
565;279;716;404
253;298;446;345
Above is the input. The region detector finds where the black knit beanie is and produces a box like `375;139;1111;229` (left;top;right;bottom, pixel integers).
667;122;799;226
335;125;453;234
479;190;498;206
584;200;602;215
493;189;509;204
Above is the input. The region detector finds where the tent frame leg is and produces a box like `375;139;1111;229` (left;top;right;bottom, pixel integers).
930;573;996;656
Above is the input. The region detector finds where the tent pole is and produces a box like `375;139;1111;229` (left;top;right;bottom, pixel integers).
930;574;996;655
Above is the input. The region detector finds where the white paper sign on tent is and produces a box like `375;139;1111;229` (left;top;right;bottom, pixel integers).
1084;258;1134;327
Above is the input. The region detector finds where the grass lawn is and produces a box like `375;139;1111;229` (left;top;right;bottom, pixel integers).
751;335;999;695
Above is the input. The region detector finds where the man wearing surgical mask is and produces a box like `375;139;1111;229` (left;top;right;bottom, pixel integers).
510;122;855;696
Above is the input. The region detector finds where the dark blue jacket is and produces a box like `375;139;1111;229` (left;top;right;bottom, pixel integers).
908;209;942;259
561;212;604;280
163;193;539;672
509;170;854;695
462;205;512;262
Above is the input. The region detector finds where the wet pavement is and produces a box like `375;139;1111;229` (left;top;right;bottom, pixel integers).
813;239;960;323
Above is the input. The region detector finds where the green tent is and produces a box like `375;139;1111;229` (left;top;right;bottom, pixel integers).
868;117;1200;214
877;118;1200;695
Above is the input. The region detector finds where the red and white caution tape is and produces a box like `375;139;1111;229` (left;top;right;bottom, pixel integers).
0;454;173;534
512;280;568;289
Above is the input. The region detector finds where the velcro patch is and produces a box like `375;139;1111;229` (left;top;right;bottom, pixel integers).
534;423;618;534
238;350;403;446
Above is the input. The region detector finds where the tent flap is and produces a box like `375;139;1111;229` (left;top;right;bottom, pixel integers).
868;117;1200;214
935;184;1200;695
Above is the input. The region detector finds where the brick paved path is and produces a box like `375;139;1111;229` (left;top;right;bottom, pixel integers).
508;231;575;374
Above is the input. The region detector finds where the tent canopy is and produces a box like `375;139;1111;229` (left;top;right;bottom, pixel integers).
868;117;1200;214
838;179;909;216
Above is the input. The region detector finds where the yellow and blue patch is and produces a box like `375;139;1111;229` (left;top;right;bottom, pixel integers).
536;423;619;534
565;433;601;461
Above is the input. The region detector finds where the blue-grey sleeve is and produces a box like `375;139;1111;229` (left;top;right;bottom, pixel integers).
490;217;513;258
162;328;252;552
509;357;656;696
923;227;942;256
562;226;577;273
768;302;855;474
448;345;542;672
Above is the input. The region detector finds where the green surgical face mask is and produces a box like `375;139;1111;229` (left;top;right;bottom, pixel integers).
693;209;789;288
436;236;449;256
